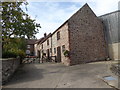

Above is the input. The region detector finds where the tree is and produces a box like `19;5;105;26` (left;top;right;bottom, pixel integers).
2;2;41;39
1;1;40;59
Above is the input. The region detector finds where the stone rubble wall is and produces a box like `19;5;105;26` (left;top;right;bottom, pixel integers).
51;23;70;66
68;4;108;65
2;58;20;84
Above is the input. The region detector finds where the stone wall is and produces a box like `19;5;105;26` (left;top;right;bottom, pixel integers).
52;22;70;66
2;58;20;84
42;37;52;57
68;4;108;65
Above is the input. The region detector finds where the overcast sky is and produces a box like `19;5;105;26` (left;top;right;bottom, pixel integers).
21;0;119;39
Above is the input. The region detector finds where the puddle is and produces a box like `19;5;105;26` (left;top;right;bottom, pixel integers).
104;76;117;81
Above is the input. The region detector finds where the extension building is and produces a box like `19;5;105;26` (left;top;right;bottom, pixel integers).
99;10;120;60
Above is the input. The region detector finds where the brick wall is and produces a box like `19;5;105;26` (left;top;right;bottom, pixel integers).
30;44;34;55
26;44;34;55
68;4;108;65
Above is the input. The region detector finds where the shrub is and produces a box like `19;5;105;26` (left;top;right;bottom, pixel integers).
17;49;26;59
2;50;17;58
2;38;26;59
2;48;25;59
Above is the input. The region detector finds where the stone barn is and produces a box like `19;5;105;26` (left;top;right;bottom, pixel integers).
36;3;108;66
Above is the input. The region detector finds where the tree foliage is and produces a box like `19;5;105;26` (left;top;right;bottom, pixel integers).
2;1;40;58
2;2;41;39
2;38;26;58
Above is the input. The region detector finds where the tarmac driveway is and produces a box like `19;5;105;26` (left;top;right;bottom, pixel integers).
3;61;117;88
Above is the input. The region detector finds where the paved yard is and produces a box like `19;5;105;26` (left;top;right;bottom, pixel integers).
2;61;118;88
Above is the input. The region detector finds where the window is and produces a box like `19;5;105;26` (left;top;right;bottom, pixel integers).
47;40;49;45
42;44;43;49
27;45;30;48
62;45;65;52
57;31;60;40
54;48;56;54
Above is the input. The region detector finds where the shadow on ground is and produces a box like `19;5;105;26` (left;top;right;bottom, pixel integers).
4;63;44;86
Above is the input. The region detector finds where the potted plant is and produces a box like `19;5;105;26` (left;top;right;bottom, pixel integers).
63;50;69;57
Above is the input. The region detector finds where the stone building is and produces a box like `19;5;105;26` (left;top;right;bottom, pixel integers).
35;3;108;66
34;33;52;59
34;37;44;56
39;33;52;61
51;22;70;65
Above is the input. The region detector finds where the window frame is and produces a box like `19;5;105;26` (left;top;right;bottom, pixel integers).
57;31;60;40
27;45;30;49
54;48;56;54
62;45;65;52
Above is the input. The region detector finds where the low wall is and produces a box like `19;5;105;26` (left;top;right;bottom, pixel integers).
2;58;20;84
108;43;120;60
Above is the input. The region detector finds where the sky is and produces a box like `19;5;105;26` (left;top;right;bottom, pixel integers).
21;0;119;39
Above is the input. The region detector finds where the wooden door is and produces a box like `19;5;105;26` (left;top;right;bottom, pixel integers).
47;49;50;62
38;50;40;58
57;46;61;62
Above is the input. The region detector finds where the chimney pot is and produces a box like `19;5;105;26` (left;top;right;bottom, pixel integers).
44;33;47;37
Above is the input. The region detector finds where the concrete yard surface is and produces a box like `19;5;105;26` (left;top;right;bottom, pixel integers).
2;61;119;88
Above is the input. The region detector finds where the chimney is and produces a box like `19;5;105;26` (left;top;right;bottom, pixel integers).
44;33;47;37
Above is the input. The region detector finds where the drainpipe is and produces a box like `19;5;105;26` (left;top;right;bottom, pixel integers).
51;35;52;56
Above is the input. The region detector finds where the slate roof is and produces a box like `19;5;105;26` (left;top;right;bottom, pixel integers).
26;39;38;45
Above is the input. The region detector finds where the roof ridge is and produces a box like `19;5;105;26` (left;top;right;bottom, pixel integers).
99;10;120;17
52;3;91;35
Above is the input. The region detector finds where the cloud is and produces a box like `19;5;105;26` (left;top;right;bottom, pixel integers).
22;0;119;39
23;2;82;39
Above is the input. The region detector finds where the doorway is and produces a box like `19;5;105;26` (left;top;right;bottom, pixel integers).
38;50;40;58
47;49;50;62
57;46;61;62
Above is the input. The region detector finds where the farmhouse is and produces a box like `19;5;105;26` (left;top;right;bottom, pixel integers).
35;3;109;66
